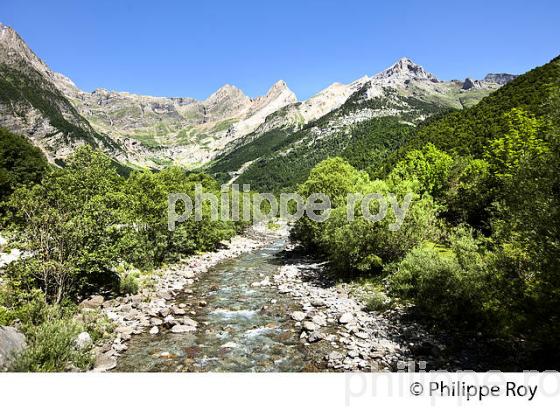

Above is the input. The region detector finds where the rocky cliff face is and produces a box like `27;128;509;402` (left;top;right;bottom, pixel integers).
0;23;123;163
484;73;518;85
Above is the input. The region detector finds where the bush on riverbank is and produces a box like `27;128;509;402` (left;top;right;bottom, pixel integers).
0;288;113;372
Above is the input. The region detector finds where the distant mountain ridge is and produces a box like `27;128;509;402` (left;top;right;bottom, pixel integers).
0;22;516;170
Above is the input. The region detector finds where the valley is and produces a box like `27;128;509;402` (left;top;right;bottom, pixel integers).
1;19;559;374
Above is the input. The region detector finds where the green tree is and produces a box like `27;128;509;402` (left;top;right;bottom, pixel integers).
388;143;453;198
485;108;548;182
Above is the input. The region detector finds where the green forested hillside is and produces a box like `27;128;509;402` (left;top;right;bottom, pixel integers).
387;56;560;161
220;87;450;191
291;55;560;367
237;117;413;191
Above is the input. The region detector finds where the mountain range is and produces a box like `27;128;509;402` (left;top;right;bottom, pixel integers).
0;22;516;178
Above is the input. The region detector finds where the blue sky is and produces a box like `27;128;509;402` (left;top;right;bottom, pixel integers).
2;0;559;100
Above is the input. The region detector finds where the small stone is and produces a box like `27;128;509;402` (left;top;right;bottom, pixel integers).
149;326;159;335
311;315;327;327
327;351;344;362
354;331;369;340
302;321;317;332
221;342;238;348
79;295;104;309
158;351;175;358
199;300;208;307
115;326;133;335
171;324;196;333
0;326;26;370
347;350;359;358
163;315;176;325
112;342;127;352
307;331;325;343
157;291;173;300
181;317;198;327
339;313;354;324
291;311;306;321
150;317;163;326
171;306;186;316
94;352;117;372
311;298;326;307
75;332;92;349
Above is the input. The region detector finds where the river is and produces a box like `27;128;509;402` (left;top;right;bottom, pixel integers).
115;235;327;372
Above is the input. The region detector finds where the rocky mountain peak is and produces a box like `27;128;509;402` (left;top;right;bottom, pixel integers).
266;80;290;95
462;77;483;90
206;84;249;104
262;80;298;105
0;22;20;47
375;57;438;82
0;22;47;73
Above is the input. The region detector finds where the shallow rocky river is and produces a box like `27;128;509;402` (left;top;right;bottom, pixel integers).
110;227;473;373
115;237;328;372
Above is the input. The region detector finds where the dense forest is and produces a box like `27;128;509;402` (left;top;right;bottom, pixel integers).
291;56;560;367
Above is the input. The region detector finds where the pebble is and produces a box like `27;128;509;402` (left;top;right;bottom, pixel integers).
338;313;354;324
307;331;325;343
171;324;196;333
302;321;317;332
291;311;306;321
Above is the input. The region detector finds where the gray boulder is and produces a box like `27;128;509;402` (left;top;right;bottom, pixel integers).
0;326;26;370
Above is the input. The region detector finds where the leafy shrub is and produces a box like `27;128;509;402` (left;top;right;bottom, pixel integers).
387;229;501;330
119;272;140;295
316;179;442;274
387;143;453;199
10;318;93;372
365;291;390;312
0;127;48;202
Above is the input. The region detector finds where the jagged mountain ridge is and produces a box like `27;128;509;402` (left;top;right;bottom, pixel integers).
0;22;515;170
208;57;509;186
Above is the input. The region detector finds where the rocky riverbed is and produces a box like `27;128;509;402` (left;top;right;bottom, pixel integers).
90;228;276;371
266;243;447;371
93;223;463;372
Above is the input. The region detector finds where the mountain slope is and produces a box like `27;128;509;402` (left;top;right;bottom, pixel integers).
64;79;298;167
0;23;123;164
209;58;506;190
386;55;560;165
0;23;300;168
